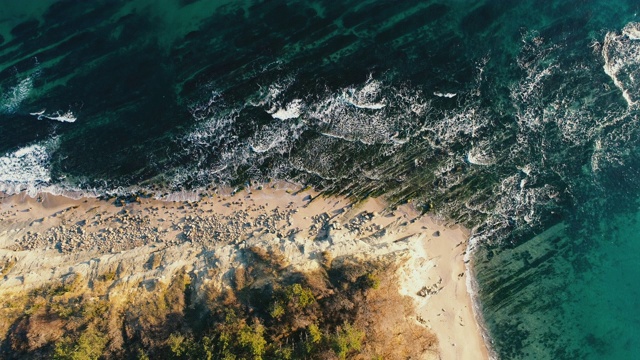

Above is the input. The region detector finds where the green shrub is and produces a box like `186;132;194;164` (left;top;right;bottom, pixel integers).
238;321;267;360
53;325;108;360
285;284;315;308
200;336;214;360
274;345;294;359
137;348;150;360
332;322;364;360
168;333;187;357
302;323;324;355
308;323;322;344
364;273;380;290
269;301;285;319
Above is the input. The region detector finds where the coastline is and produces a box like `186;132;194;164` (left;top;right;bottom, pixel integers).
0;185;489;359
465;242;498;360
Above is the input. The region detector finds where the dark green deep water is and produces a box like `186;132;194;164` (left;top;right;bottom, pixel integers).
1;1;640;358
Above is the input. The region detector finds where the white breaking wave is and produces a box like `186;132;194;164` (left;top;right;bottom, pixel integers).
249;120;305;154
467;142;495;166
420;106;487;152
465;165;559;246
179;75;445;190
185;103;239;148
31;109;77;123
188;91;223;121
343;100;386;109
340;76;387;109
433;92;457;98
624;24;640;40
269;99;303;120
602;22;640;107
248;76;296;110
0;142;53;197
309;77;426;145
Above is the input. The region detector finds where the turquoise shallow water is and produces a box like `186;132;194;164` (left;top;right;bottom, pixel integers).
1;1;640;358
475;213;640;359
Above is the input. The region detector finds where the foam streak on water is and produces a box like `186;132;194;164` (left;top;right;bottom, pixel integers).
1;76;33;113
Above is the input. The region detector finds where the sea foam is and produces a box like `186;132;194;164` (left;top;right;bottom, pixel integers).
603;22;640;107
0;143;52;197
31;110;77;123
269;99;303;120
1;77;33;113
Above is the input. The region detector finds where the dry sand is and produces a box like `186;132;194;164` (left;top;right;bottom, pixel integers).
0;184;489;359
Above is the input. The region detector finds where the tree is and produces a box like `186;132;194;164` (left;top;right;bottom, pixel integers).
238;321;267;360
332;322;364;360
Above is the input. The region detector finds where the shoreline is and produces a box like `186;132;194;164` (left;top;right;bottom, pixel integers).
465;241;498;360
0;185;490;359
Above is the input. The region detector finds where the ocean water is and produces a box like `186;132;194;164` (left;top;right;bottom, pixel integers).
1;0;640;358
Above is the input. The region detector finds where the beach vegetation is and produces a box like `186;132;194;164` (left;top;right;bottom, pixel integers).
53;325;108;360
136;348;151;360
332;322;365;359
238;321;267;359
362;273;381;290
269;300;285;319
0;250;437;359
285;283;315;308
167;333;187;356
308;323;323;344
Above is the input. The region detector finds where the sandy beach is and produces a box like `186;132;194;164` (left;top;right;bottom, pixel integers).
0;185;489;359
